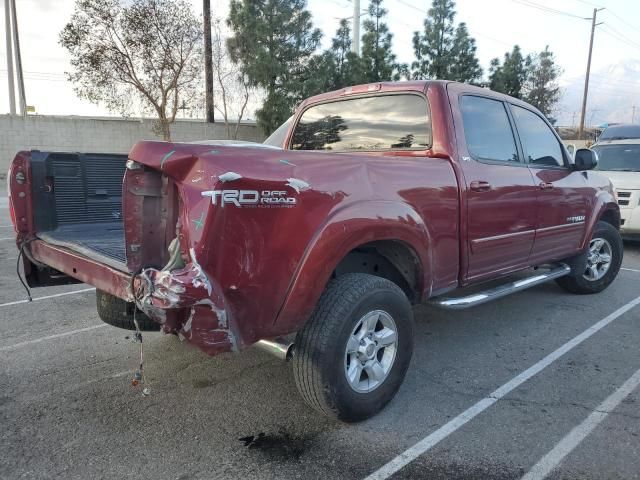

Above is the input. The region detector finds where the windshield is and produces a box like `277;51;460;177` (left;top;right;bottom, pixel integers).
592;144;640;171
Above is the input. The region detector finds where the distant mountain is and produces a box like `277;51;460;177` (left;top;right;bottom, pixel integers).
556;60;640;127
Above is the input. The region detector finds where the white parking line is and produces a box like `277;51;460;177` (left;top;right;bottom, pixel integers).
621;267;640;273
521;367;640;480
0;287;95;308
0;236;15;240
0;324;107;352
364;295;640;480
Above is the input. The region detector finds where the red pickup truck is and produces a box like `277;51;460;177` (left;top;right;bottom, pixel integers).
9;81;622;421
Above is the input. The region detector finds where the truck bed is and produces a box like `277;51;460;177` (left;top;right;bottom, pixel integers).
29;151;129;271
37;223;126;270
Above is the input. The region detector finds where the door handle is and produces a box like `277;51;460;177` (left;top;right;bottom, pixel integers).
539;182;554;190
470;180;492;192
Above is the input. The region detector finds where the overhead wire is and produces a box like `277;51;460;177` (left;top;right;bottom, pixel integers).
510;0;590;20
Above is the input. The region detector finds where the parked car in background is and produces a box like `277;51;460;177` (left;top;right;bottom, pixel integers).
592;137;640;237
9;81;622;421
597;123;640;142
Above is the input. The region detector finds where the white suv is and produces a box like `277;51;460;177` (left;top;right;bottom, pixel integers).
591;138;640;237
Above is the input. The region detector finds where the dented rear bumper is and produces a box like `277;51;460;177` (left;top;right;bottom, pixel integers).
27;240;238;356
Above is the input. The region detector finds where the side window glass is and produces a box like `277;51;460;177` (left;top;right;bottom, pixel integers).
512;106;564;167
460;96;519;163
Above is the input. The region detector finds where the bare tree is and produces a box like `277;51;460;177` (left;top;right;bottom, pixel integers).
60;0;203;141
212;19;254;139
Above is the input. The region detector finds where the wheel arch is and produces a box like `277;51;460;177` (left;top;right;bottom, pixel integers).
274;201;431;333
581;194;620;250
598;207;621;230
333;240;423;303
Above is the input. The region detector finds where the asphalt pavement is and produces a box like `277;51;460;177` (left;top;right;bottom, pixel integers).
1;193;639;480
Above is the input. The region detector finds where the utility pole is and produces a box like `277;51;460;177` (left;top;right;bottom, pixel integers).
4;0;15;114
578;7;604;139
352;0;360;54
203;0;214;123
9;0;25;115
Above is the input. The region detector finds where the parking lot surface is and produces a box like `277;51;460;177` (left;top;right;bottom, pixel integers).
1;193;639;480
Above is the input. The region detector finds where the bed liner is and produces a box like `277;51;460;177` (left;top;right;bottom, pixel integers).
37;222;128;271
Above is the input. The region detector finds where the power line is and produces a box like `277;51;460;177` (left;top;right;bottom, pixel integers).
511;0;590;20
396;0;425;14
598;24;640;52
604;8;640;36
601;23;640;49
571;0;603;8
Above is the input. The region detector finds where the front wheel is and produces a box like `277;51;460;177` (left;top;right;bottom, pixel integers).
293;273;414;422
556;221;623;294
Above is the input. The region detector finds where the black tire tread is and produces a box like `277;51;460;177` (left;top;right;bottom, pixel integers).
555;221;623;294
96;290;159;331
293;273;410;419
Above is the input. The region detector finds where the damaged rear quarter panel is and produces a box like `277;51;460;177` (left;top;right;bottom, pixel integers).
126;129;458;356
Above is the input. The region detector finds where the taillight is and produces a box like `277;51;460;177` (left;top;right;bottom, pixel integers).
9;152;32;235
7;169;17;233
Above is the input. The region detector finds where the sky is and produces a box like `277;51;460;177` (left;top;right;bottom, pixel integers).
1;0;639;125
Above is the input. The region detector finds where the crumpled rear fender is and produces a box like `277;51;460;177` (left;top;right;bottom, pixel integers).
274;200;431;333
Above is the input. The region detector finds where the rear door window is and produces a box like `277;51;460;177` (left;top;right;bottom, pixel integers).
511;105;565;167
290;94;431;151
460;96;519;163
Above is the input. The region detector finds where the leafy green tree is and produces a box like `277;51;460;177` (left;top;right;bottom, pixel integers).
299;51;336;99
227;0;321;135
411;0;481;83
412;0;455;80
330;19;352;85
325;19;368;88
488;45;531;98
60;0;202;141
449;23;482;83
360;0;403;82
524;46;562;122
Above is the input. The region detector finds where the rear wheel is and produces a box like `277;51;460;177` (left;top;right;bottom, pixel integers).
96;290;159;331
556;221;623;294
293;273;414;422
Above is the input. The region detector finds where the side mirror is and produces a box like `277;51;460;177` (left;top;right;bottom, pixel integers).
573;148;598;171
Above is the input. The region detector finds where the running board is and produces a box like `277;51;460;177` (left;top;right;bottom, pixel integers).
431;264;571;310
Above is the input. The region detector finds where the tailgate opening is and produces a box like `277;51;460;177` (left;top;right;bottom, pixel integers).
29;151;130;271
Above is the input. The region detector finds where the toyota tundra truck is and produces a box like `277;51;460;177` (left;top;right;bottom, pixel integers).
8;81;622;421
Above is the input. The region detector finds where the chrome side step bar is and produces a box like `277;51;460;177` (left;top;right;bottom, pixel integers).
431;264;571;310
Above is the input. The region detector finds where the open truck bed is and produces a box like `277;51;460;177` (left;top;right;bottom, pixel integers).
27;151;129;271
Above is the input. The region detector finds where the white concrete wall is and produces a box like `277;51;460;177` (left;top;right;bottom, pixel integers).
0;115;264;173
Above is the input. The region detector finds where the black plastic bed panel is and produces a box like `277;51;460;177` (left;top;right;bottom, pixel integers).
29;151;129;270
37;223;127;268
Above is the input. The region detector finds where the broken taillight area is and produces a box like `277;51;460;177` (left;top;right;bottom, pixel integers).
131;248;237;355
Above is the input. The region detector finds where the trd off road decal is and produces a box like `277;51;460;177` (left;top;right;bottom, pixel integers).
201;189;297;208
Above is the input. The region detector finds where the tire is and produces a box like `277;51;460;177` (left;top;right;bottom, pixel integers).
293;273;414;422
555;221;623;294
96;290;160;331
